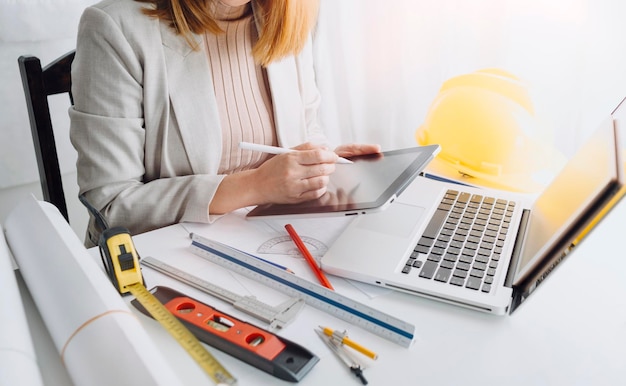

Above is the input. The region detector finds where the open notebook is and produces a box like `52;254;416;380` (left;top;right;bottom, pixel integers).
322;98;626;315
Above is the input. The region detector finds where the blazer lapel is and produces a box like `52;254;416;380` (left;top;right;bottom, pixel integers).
266;58;305;147
252;1;305;148
160;23;222;174
158;14;306;174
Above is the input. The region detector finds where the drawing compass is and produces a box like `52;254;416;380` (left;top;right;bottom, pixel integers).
314;328;368;385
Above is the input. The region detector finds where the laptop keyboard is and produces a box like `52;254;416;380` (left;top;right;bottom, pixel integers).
401;189;515;293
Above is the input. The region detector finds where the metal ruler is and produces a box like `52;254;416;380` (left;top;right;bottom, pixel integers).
141;256;304;330
190;234;416;348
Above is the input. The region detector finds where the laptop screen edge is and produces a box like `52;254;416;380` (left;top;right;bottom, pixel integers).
509;117;626;314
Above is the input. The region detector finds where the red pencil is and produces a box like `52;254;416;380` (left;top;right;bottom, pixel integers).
284;224;334;290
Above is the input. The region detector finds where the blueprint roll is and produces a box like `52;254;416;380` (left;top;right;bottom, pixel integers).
0;225;43;386
4;196;182;386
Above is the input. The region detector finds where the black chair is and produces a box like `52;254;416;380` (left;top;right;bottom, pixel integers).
18;51;109;235
18;51;75;222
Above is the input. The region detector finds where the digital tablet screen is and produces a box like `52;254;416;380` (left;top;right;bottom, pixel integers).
246;145;440;219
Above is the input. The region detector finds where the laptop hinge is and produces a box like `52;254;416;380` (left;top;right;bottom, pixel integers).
504;208;531;288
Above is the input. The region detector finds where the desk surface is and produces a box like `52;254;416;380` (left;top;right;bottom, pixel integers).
26;194;626;385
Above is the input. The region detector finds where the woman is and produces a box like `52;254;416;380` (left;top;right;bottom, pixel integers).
70;0;380;246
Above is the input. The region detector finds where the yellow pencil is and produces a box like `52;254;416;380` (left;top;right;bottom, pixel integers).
319;326;378;360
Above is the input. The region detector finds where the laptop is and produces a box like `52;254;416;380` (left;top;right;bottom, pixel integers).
246;145;440;220
321;98;626;315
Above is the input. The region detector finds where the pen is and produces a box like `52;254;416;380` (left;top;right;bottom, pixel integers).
239;142;353;164
284;224;334;290
319;326;378;360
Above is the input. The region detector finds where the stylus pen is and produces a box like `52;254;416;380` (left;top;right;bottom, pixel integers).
239;142;353;164
284;224;335;290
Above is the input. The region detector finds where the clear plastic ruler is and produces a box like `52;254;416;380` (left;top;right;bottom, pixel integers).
189;234;416;348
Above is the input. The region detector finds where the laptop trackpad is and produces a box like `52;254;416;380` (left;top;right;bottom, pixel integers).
355;202;425;238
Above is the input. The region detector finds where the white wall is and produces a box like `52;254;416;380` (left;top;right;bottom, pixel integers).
313;0;626;158
2;0;626;192
0;0;95;190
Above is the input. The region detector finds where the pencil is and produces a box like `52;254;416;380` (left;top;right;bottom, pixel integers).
251;254;295;274
284;224;334;290
239;142;353;164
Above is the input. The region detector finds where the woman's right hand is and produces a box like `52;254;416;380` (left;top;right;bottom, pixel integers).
251;142;339;204
209;142;339;215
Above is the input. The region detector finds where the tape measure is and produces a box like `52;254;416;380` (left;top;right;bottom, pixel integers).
190;234;416;348
99;227;237;385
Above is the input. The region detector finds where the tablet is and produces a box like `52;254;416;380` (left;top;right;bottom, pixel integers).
246;145;441;220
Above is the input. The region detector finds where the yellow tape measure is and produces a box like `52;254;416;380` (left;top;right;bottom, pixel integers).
127;283;236;385
99;227;236;385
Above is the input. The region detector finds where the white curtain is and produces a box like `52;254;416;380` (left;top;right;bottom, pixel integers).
2;0;626;189
313;0;626;156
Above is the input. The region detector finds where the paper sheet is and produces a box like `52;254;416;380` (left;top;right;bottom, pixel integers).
184;209;394;299
0;225;43;386
4;196;185;386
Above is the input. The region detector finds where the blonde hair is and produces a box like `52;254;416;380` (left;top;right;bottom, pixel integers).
137;0;319;66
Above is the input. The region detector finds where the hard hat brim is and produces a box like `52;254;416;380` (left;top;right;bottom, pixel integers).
424;156;564;194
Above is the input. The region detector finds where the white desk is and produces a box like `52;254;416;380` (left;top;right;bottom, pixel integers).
24;197;626;385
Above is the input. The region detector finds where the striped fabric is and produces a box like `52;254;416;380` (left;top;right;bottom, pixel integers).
205;2;277;175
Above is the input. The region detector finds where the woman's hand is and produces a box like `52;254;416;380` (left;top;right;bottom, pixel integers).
334;143;382;158
249;142;339;205
210;142;381;215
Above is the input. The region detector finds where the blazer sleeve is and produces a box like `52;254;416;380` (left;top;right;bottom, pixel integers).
70;4;222;244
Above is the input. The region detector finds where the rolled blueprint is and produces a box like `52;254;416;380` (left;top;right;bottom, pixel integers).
4;196;182;386
0;225;43;386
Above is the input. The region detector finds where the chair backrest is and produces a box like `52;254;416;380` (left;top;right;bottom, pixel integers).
18;51;75;222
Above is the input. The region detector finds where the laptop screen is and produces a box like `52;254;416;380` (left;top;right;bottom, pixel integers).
513;115;625;288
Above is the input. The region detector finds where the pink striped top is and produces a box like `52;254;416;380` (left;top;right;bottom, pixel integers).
205;1;277;175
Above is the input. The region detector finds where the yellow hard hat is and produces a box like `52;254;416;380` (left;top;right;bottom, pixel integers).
416;68;566;193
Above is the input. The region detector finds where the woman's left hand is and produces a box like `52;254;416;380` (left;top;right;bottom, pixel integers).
334;143;382;158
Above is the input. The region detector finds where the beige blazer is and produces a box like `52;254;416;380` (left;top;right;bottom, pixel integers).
70;0;324;244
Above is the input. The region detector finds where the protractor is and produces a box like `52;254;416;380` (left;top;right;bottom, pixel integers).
257;235;328;258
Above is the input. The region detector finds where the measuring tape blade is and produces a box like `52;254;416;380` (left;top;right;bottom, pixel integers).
128;283;237;385
140;256;303;330
99;227;236;385
190;234;416;348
